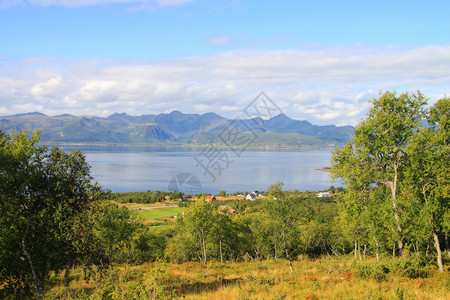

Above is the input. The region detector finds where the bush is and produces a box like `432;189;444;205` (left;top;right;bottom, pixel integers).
353;262;390;282
391;255;431;278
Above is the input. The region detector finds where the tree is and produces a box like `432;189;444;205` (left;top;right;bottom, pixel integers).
0;130;102;297
267;181;283;198
92;201;139;263
217;190;227;197
403;97;449;272
181;200;214;264
265;183;305;272
332;91;427;257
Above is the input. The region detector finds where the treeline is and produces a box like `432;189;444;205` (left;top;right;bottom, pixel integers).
108;190;172;204
168;186;339;269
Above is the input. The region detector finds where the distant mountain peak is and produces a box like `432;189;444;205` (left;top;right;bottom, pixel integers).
108;112;132;118
270;113;291;120
10;112;47;118
169;110;183;115
0;110;354;146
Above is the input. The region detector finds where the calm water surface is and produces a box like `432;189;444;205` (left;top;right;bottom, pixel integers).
62;146;341;194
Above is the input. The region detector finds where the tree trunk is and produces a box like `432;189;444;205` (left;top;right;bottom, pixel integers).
354;240;358;259
200;229;207;265
108;245;113;263
286;253;294;273
22;224;44;299
363;244;367;260
358;243;362;261
64;260;72;287
284;240;293;273
376;242;380;262
219;240;223;263
433;231;444;272
281;224;293;273
445;232;450;259
274;238;277;261
390;165;404;257
392;243;396;258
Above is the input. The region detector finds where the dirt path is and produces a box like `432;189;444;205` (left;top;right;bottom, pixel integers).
135;205;178;210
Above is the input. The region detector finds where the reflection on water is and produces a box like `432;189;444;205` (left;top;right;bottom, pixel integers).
61;146;341;194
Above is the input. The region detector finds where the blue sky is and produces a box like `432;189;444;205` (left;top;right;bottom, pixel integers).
1;0;449;125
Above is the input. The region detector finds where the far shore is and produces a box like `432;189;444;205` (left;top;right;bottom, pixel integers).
316;167;333;172
39;142;338;151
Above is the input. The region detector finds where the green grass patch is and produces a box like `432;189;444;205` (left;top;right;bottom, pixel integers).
135;207;185;222
149;224;178;231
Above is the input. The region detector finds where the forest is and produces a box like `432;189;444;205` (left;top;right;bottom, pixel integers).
0;91;448;299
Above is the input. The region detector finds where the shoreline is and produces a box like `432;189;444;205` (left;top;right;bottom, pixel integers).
39;142;338;152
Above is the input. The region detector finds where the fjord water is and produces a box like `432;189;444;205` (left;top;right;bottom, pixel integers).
62;147;340;194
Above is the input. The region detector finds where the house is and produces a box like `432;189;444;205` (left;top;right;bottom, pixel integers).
181;195;190;201
219;205;237;215
253;191;264;196
206;195;216;202
246;193;256;201
317;192;331;198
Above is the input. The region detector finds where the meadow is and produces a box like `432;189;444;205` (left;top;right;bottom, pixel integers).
127;205;184;224
46;256;450;299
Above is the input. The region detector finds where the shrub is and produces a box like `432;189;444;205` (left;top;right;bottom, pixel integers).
353;262;389;282
391;255;431;278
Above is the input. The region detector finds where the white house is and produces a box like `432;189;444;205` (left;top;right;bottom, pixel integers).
317;192;331;198
246;193;257;200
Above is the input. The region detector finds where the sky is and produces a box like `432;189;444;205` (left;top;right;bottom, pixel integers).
0;0;449;126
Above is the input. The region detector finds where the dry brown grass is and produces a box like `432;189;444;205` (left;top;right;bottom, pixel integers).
46;257;450;299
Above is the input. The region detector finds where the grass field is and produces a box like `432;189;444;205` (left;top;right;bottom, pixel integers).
121;202;185;226
47;256;450;299
136;207;185;222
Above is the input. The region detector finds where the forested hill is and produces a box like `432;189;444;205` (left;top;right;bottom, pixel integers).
0;111;354;147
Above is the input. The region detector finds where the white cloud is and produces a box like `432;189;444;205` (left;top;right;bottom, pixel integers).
220;105;240;112
193;104;213;112
27;0;192;8
155;0;192;7
289;92;319;104
31;75;65;97
315;111;341;121
208;34;231;46
1;45;449;125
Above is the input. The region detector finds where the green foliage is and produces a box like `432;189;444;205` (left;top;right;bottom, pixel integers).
0;130;103;297
353;262;389;282
91;201;140;263
110;190;167;204
332;91;448;271
267;181;284;197
217;190;227;197
133;227;167;261
391;255;431;279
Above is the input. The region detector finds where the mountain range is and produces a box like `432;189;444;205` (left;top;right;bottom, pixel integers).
0;111;354;147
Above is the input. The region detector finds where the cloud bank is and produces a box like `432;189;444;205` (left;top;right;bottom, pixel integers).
1;45;449;126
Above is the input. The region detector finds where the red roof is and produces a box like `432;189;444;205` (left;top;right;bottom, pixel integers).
206;195;216;202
